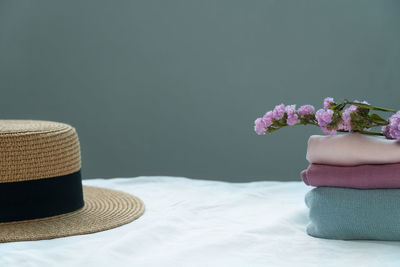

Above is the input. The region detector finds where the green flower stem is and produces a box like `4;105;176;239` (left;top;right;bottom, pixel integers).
337;129;384;136
345;101;396;113
257;99;397;137
358;130;384;136
300;117;385;136
267;102;393;136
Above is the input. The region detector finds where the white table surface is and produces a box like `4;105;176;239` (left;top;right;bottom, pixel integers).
2;176;400;267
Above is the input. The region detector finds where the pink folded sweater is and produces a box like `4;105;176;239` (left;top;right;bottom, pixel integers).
306;133;400;166
301;163;400;189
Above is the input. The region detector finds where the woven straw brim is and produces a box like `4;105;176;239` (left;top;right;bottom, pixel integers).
0;186;145;243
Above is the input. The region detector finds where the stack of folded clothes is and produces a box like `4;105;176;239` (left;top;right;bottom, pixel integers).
301;133;400;240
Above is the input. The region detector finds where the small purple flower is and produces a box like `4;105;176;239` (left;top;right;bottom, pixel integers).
262;111;274;128
384;111;400;140
323;97;334;110
315;109;334;127
272;104;286;120
320;127;337;135
263;111;273;120
340;100;369;131
382;125;392;139
337;121;345;131
285;105;300;125
341;105;358;131
298;105;315;116
254;118;267;135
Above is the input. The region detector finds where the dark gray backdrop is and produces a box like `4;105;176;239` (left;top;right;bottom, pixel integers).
0;0;399;181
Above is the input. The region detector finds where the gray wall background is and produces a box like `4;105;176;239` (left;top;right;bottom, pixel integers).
0;0;399;181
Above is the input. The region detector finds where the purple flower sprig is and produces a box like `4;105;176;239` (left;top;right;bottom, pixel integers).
254;103;318;135
254;97;400;140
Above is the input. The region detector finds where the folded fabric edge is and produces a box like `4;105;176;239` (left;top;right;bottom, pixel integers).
301;170;309;185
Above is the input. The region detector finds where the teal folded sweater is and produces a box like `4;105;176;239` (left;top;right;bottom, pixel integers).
305;187;400;240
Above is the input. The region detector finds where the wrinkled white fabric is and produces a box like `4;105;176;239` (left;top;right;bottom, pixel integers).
1;177;400;267
306;133;400;166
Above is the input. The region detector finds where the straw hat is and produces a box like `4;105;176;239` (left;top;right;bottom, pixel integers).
0;120;144;243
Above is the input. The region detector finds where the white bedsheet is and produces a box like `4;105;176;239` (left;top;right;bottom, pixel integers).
1;177;400;267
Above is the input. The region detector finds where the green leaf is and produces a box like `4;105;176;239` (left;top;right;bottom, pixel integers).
370;113;387;122
266;127;279;133
330;103;346;111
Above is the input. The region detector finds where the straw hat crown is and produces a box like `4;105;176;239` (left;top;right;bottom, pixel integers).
0;120;81;182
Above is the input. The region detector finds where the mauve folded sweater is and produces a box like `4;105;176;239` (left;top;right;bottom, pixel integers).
301;163;400;189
